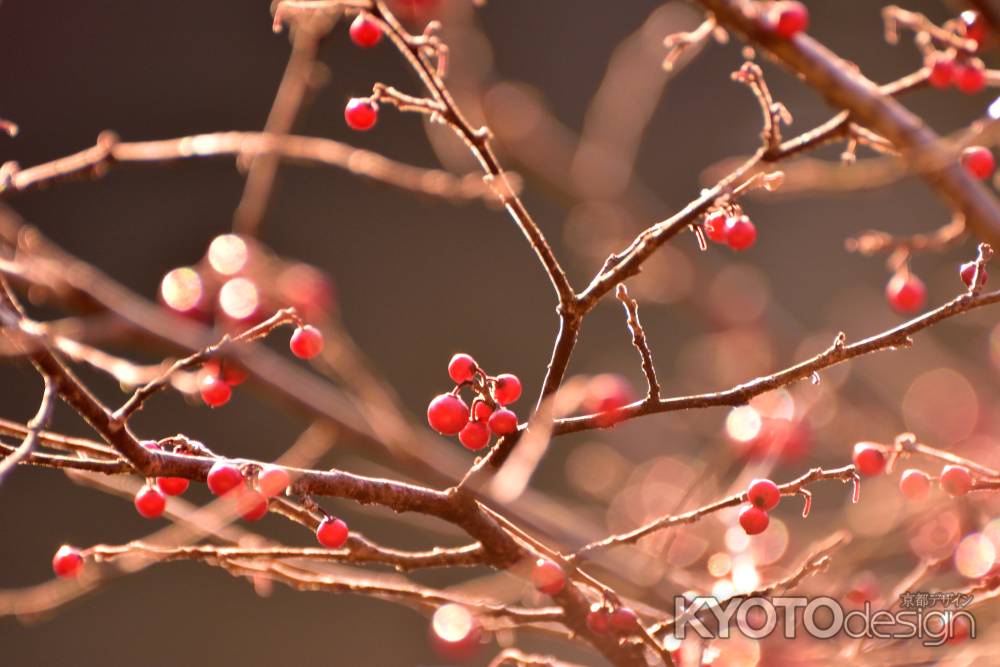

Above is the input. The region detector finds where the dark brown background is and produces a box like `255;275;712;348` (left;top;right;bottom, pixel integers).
0;1;997;665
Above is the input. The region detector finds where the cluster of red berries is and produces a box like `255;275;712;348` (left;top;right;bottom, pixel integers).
899;465;976;500
737;478;782;535
960;145;995;181
586;604;642;638
762;1;809;39
702;208;757;251
200;325;325;408
926;11;989;93
343;13;383;131
427;354;522;450
884;258;989;314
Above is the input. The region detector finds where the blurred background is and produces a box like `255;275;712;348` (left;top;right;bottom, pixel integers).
1;0;1000;665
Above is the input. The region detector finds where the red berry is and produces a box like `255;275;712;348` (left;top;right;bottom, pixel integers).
703;211;729;243
207;461;244;495
961;145;995;180
961;10;987;46
772;1;809;39
157;476;189;496
52;545;84;579
345;98;378;131
587;605;610;634
725;215;757;251
747;478;781;511
349;13;382;48
290;325;324;359
954;62;985;94
885;273;926;314
585;374;634;427
238;489;269;521
608;606;640;635
472;401;494;423
853;443;887;477
458;421;490;451
134;484;167;518
316;517;349;548
493;373;522;405
427;393;470;435
928;55;956;89
204;358;248;386
200;374;232;408
960;261;987;288
940;464;973;496
899;469;931;501
258;466;290;497
531;559;566;596
738;505;769;535
448;353;478;384
487;408;518;435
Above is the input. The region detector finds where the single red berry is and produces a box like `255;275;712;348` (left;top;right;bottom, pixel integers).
738;505;769;535
427;393;470;435
345;98;378;131
204;358;248;386
448;353;478;384
725;215;757;251
207;461;244;495
961;145;995;180
899;469;931;501
141;440;161;451
954;62;986;94
134;484;167;518
853;443;887;477
584;374;634;427
487;408;518;435
703;211;729;243
200;374;232;408
349;13;382;48
52;545;84;579
885;273;927;314
493;373;522;405
608;606;640;635
960;261;987;288
928;54;956;89
157;476;189;496
531;559;566;596
290;325;324;359
316;517;349;548
258;466;290;497
940;464;973;496
587;605;610;634
747;478;781;511
472;401;494;423
458;421;490;451
961;10;987;46
237;489;269;521
772;1;809;39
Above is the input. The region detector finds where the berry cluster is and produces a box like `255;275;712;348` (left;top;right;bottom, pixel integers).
762;1;809;39
737;478;781;535
426;354;522;451
899;464;976;500
926;11;989;94
586;604;641;638
342;13;384;131
884;257;989;314
702;208;757;251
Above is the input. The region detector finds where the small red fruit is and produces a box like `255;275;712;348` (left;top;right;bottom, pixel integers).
207;461;244;495
853;443;887;477
204;358;248;386
448;353;478;384
487;408;518;435
954;62;986;94
258;465;291;497
703;211;729;243
772;1;809;39
238;489;269;521
52;545;84;579
961;145;995;180
928;54;956;89
349;13;382;48
725;215;757;251
899;469;931;501
290;325;324;359
200;374;232;408
747;478;781;511
458;421;490;451
608;606;640;635
345;98;378;131
960;261;987;288
885;273;926;314
587;605;610;634
493;373;522;405
738;505;769;535
940;465;973;496
134;484;167;518
585;374;634;427
157;476;189;496
316;517;349;548
472;401;493;423
427;393;470;435
531;559;566;596
961;10;987;46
